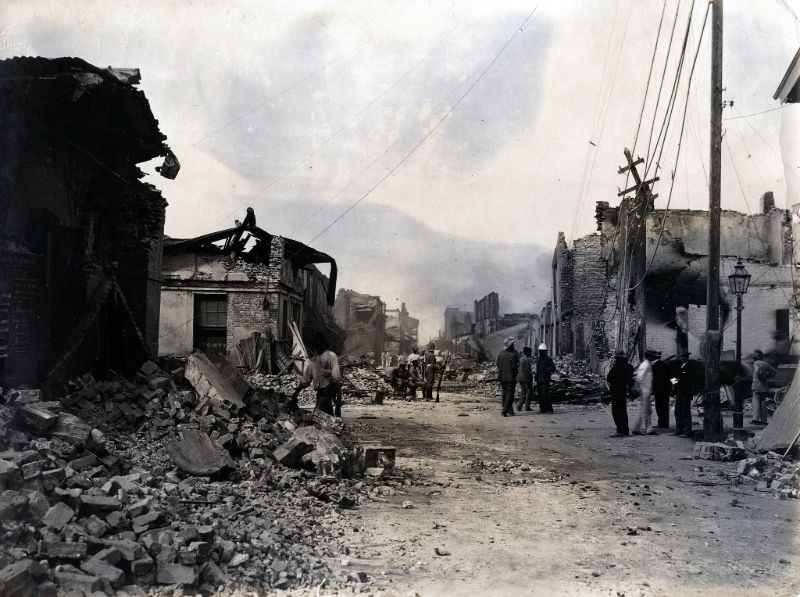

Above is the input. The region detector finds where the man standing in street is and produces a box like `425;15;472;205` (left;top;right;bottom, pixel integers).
516;346;534;411
497;338;519;417
606;349;633;437
535;343;556;414
631;348;658;436
672;349;694;437
423;358;438;400
651;350;672;429
751;349;777;425
292;333;343;417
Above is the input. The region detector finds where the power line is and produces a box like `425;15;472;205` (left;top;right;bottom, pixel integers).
627;0;709;292
206;21;463;231
622;0;698;294
304;1;545;247
570;0;632;240
643;0;684;163
723;105;787;121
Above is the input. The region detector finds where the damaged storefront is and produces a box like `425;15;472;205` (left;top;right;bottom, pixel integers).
0;57;179;389
158;220;343;371
549;193;795;369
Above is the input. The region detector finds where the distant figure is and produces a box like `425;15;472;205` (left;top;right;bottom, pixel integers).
497;338;520;416
631;349;658;435
242;206;256;227
292;333;342;417
751;349;777;425
516;347;534;411
392;363;410;397
672;348;694;437
408;347;422;378
606;350;633;437
423;360;438;401
535;343;556;414
651;350;672;429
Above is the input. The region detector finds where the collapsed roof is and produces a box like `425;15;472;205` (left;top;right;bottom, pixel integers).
164;225;338;306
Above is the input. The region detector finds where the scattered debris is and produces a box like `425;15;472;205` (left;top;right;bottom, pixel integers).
694;440;748;462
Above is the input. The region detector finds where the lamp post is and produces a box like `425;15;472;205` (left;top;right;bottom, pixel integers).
728;258;751;434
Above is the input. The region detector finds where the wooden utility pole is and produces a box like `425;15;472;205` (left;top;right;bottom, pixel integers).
618;149;658;358
704;0;724;440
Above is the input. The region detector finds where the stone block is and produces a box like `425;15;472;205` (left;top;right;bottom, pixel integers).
0;559;35;597
38;541;87;560
81;557;125;588
79;494;122;512
15;405;59;433
156;562;198;585
42;502;75;530
53;569;105;594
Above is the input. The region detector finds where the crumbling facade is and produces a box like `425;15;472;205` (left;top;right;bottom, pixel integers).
443;307;473;341
158;223;341;368
549;194;795;368
473;292;500;338
334;289;385;363
0;57;179;387
384;303;419;354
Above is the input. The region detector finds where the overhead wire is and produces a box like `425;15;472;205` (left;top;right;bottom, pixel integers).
581;0;669;358
570;0;632;240
302;1;545;248
626;0;709;292
205;20;463;230
622;0;697;296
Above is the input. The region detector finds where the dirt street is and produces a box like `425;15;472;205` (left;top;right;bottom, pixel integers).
338;390;799;596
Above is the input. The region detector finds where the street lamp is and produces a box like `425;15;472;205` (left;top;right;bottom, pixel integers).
727;258;751;433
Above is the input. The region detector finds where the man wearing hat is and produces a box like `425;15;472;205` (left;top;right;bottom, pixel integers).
672;348;694;437
651;350;672;429
751;349;776;425
535;343;556;414
496;337;520;416
631;348;658;435
606;349;633;437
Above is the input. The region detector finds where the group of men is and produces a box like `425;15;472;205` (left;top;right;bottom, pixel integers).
389;344;441;401
606;346;777;438
496;339;556;417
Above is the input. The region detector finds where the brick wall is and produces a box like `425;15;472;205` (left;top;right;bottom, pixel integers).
227;292;270;355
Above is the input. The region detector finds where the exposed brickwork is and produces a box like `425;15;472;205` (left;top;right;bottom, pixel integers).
548;199;796;370
227;292;270;354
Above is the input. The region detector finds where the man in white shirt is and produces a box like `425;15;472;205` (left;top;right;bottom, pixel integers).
631;348;659;436
293;333;342;416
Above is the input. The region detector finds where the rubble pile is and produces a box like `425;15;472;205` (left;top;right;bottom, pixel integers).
249;364;394;407
341;366;394;401
549;356;605;403
454;357;605;404
732;453;800;499
0;355;394;594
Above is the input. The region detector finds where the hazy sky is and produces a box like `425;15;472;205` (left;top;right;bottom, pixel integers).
3;1;799;340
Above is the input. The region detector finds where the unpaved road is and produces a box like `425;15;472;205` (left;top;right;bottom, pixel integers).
338;390;799;596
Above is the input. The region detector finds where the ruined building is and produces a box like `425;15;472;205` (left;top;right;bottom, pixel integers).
384;303;419;354
0;57;179;387
334;289;385;363
548;194;794;368
158;221;342;370
473;292;499;338
443;307;473;341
